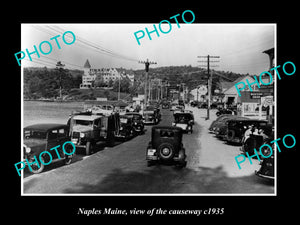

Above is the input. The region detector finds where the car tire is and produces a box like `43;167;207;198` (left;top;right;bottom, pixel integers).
227;130;235;142
157;143;175;161
30;157;45;174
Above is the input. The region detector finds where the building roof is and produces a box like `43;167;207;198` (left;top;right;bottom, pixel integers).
84;59;91;68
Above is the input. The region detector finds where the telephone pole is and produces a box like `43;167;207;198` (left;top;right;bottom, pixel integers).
138;59;157;107
197;55;220;120
56;61;65;100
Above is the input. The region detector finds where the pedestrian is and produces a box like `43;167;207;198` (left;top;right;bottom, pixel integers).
259;128;268;141
242;124;253;144
253;126;259;135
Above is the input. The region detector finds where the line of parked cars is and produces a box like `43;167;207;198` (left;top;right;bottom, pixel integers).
209;114;274;180
23;103;157;174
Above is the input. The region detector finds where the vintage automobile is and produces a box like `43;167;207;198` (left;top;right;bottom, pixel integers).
125;112;145;135
69;112;120;155
240;125;273;155
208;114;236;132
216;108;234;116
143;106;161;125
117;115;135;140
146;105;161;121
226;119;269;144
23;123;74;174
172;112;194;133
146;126;187;167
214;116;249;140
143;110;157;125
162;101;170;109
171;104;184;112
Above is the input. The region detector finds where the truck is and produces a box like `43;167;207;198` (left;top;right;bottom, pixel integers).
68;111;120;155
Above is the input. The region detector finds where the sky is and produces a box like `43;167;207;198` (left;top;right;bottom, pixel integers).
21;23;275;75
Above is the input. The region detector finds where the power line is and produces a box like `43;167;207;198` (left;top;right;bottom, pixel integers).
46;25;139;63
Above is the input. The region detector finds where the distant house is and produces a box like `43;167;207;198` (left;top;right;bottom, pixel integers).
221;75;258;105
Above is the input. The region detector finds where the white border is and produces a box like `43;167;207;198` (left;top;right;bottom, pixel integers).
20;23;277;196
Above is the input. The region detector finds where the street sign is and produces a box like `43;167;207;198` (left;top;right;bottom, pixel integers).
261;96;273;106
250;92;263;99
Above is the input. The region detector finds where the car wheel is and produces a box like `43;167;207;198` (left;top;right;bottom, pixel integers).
30;157;45;174
226;130;235;142
157;143;175;161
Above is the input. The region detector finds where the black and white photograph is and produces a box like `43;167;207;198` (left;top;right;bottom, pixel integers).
5;4;298;221
20;23;276;195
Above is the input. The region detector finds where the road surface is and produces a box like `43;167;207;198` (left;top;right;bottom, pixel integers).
23;107;274;194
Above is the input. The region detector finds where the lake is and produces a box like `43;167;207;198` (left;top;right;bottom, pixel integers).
23;101;85;127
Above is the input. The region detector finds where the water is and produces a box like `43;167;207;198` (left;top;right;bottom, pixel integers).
23;101;85;127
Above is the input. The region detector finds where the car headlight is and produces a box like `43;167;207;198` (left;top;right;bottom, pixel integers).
80;133;85;138
25;146;31;153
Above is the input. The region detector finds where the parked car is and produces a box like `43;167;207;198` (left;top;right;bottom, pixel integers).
190;101;199;107
23;123;74;174
209;114;237;133
146;105;161;121
216;108;235;116
170;103;178;111
214;116;249;140
226;119;269;144
125;112;145;135
69;113;120;155
240;125;274;155
117;115;135;140
162;101;170;109
178;99;185;108
172;112;194;133
143;110;157;125
146;126;187;167
172;105;185;113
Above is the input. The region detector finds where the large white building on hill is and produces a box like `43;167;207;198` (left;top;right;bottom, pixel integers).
80;59;134;89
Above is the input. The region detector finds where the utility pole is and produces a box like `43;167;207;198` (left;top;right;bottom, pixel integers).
56;61;65;100
118;73;121;101
197;55;220;120
138;59;157;107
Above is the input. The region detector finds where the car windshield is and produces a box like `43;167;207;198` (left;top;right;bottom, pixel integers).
74;120;93;126
24;130;47;139
174;114;191;123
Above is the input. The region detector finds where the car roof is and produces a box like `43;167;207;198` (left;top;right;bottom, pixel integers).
72;115;103;121
24;123;68;132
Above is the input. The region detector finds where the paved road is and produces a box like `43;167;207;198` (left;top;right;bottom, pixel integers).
23;107;274;194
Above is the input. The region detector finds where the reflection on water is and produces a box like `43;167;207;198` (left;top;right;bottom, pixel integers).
23;101;85;127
